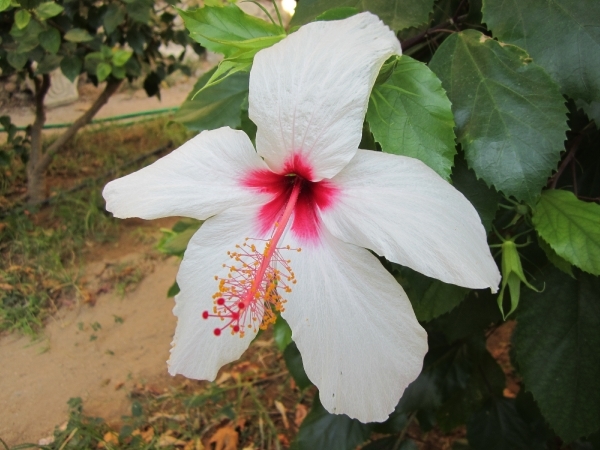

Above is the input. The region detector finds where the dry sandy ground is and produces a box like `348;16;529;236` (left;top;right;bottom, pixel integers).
0;250;181;445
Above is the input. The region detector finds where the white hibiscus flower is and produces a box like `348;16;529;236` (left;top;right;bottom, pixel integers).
103;12;500;423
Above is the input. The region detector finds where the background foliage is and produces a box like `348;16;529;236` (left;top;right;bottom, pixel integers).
167;0;600;449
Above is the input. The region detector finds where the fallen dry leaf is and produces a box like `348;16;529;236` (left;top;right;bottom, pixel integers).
208;425;239;450
274;401;289;429
158;434;187;447
183;438;205;450
295;404;308;427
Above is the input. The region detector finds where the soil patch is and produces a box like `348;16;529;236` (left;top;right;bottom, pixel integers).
0;237;182;445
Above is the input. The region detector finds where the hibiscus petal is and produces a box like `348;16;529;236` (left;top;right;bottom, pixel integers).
249;12;401;181
168;205;266;380
103;127;269;220
321;150;501;291
279;229;427;423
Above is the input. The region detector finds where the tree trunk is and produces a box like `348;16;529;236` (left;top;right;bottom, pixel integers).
26;77;123;205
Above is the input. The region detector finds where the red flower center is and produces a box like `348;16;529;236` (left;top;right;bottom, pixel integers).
242;153;339;243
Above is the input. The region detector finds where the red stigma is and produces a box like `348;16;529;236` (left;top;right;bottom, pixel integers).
216;298;225;305
213;328;221;336
202;311;209;319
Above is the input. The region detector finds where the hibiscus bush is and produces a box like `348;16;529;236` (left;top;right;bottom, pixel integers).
106;0;600;449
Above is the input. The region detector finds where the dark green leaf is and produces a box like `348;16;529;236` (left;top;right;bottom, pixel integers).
34;2;63;20
532;190;600;275
60;55;82;82
514;268;600;441
368;55;456;180
431;290;502;343
467;398;532;450
39;28;60;54
362;438;418;450
451;154;499;231
429;30;568;203
64;28;94;42
167;281;180;298
482;0;600;105
15;9;31;29
173;68;248;132
36;53;62;73
292;393;372;450
273;314;292;351
314;7;359;21
7;51;28;69
103;4;126;34
291;0;435;31
179;4;284;58
126;0;152;24
435;339;506;431
143;71;162;98
395;265;468;322
283;342;312;390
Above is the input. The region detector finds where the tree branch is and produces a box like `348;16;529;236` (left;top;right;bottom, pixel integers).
401;14;467;51
28;70;50;172
549;135;582;189
35;78;123;175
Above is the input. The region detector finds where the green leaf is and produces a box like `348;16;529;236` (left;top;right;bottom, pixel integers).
429;30;568;203
362;438;418;450
283;342;312;390
64;28;94;42
451;154;499;231
467;399;532;450
0;0;10;12
273;314;292;351
39;28;60;54
314;6;359;21
291;0;435;31
36;53;62;73
156;219;201;257
7;51;28;69
292;393;372;450
111;65;126;79
173;68;249;132
537;237;574;277
60;55;82;82
532;190;600;275
367;55;456;180
96;62;112;82
394;265;468;322
179;4;284;58
103;4;126;34
482;0;600;105
112;49;132;67
15;9;31;29
167;281;180;298
34;1;63;19
431;289;502;344
514;268;600;442
126;0;152;24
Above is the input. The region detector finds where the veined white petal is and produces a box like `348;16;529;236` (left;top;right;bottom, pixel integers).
279;229;427;423
249;13;401;181
168;205;267;380
103;127;269;220
321;150;501;291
